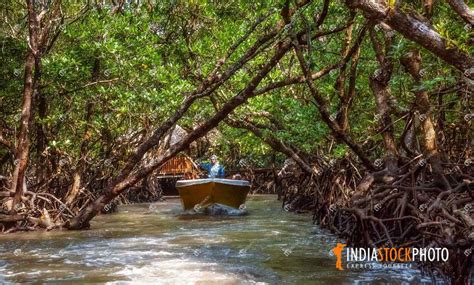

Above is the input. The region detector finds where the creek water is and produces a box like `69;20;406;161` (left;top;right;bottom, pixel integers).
0;195;435;284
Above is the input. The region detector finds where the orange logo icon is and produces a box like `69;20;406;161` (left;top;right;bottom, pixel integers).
332;243;347;270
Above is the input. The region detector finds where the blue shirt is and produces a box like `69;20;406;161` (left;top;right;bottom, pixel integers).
200;162;225;178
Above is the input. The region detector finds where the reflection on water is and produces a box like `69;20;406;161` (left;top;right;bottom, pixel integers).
0;195;435;284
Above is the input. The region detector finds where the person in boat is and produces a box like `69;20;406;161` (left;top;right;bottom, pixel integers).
199;154;225;178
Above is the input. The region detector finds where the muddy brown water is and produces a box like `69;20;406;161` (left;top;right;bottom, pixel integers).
0;195;435;284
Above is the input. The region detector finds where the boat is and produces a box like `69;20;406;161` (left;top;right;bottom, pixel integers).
176;178;250;210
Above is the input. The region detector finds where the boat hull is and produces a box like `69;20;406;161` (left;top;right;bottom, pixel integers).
176;179;250;210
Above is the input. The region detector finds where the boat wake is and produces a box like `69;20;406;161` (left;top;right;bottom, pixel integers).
204;204;248;216
181;203;248;216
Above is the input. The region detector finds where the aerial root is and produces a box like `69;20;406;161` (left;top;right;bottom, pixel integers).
279;157;473;283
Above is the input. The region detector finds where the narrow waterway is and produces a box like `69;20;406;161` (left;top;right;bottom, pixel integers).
0;195;434;284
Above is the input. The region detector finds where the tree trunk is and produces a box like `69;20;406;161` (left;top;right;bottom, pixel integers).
335;23;354;132
11;0;40;208
369;28;398;172
400;50;448;188
446;0;474;26
11;52;36;207
347;0;474;74
64;57;101;206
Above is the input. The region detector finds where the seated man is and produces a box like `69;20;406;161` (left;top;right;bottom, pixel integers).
199;154;225;178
